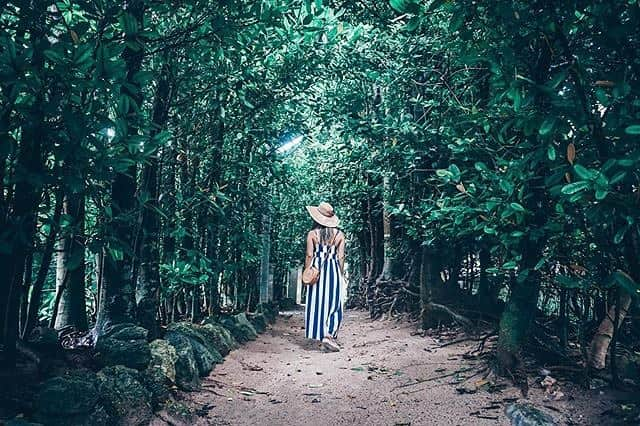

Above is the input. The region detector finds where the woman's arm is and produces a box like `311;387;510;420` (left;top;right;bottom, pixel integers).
304;231;314;269
337;233;345;274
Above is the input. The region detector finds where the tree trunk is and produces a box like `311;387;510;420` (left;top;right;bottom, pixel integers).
54;192;88;331
380;175;392;280
205;100;224;316
477;245;492;308
19;253;33;335
496;34;552;372
419;245;435;329
137;62;173;337
588;290;632;370
0;2;48;365
95;0;145;336
23;191;64;337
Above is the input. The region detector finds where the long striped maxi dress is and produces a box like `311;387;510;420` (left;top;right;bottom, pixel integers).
305;232;343;340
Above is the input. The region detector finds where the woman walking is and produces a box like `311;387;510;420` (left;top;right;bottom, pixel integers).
304;202;345;352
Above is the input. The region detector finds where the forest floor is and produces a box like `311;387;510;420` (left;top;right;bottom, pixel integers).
175;309;622;426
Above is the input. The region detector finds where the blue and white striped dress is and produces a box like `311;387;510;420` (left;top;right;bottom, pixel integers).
305;232;343;340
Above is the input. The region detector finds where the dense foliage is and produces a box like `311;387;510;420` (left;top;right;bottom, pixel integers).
1;0;639;388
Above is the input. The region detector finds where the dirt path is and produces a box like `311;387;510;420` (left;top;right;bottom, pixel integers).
181;309;615;425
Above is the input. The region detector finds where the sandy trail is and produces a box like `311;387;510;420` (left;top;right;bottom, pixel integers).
181;308;614;426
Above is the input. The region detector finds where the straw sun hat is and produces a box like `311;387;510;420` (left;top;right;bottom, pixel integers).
306;202;340;228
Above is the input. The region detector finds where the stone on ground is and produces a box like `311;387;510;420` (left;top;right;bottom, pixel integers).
34;369;110;425
247;313;267;333
94;323;151;371
164;332;201;391
147;339;178;383
199;322;238;355
505;403;557;426
27;326;60;352
218;313;258;343
97;365;153;426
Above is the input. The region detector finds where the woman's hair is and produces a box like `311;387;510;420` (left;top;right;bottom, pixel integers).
312;222;338;244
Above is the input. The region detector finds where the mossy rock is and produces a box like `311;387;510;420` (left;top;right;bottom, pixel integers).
104;323;148;340
247;313;267;333
97;365;153;426
164;333;201;391
256;302;279;323
505;403;556;426
190;338;220;376
94;324;151;371
199;322;238;355
167;322;223;360
34;369;110;426
140;367;172;409
157;400;196;425
27;326;60;352
217;315;248;343
234;312;259;338
94;337;151;371
148;339;178;383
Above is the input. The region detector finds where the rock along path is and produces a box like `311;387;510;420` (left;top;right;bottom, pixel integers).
182;309;615;426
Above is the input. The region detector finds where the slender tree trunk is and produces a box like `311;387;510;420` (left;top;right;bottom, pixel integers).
380;175;391;280
54;192;88;331
137;62;173;337
559;288;568;350
19;253;33;335
24;191;64;337
205;102;224;316
477;245;491;308
419;245;435;329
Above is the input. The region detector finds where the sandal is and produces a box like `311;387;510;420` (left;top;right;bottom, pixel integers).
322;337;340;352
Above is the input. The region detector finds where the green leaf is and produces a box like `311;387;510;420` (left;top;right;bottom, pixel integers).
573;164;594;180
625;125;640;135
389;0;419;14
474;162;488;171
502;261;517;270
539;118;555;136
547;145;556;160
426;0;445;13
510;202;525;212
611;270;640;297
556;275;584;289
561;181;590;195
609;171;626;185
